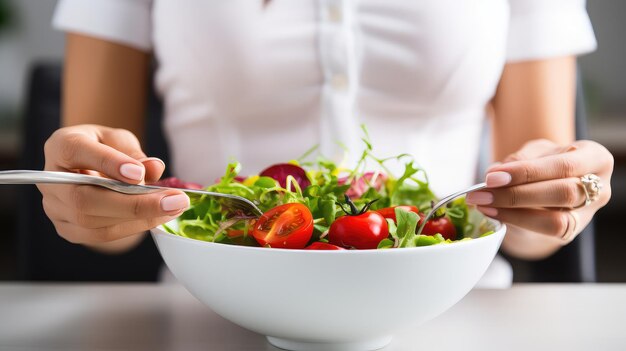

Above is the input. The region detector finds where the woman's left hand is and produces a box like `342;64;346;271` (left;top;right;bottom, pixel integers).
466;139;613;244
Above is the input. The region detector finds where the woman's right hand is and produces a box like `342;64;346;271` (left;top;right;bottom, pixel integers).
38;125;190;250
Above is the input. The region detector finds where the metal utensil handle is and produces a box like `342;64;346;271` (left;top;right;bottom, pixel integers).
0;170;264;216
416;182;487;235
0;170;170;195
0;170;219;195
0;170;108;186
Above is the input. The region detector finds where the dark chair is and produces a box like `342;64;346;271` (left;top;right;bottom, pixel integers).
16;61;168;281
16;61;596;282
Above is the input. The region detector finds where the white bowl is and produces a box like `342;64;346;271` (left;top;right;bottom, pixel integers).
150;216;506;351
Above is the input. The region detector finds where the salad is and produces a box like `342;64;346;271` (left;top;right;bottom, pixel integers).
161;128;493;250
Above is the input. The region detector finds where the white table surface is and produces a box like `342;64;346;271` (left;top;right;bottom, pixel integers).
1;283;625;351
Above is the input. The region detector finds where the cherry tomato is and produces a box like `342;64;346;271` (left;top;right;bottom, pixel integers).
419;213;457;240
328;211;389;250
376;205;419;223
305;242;346;250
251;203;314;249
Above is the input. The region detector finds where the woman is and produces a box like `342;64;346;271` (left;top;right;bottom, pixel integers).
41;0;613;286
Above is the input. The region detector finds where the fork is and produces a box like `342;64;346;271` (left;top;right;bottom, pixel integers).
416;182;487;235
0;170;263;217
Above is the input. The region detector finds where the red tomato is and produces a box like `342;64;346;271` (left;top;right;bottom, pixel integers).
376;205;419;223
305;242;346;250
419;213;457;240
251;203;314;249
328;212;389;249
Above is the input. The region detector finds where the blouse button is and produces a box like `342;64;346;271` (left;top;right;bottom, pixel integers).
327;5;342;23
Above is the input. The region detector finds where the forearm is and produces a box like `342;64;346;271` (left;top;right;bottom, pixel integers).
63;33;151;142
85;234;147;254
63;33;152;253
500;225;562;260
491;57;576;159
490;57;577;259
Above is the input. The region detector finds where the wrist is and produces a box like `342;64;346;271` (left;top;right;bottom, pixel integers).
500;224;563;260
84;232;147;254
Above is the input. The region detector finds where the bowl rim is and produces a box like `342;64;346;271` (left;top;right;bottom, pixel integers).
150;218;506;255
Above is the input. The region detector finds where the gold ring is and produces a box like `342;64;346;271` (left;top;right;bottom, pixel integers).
573;173;603;209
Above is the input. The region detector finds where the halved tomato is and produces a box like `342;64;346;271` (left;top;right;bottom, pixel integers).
251;203;314;249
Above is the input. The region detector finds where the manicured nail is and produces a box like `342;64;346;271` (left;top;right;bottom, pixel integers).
486;171;512;187
466;192;494;205
141;157;165;168
478;206;498;217
161;194;190;212
120;163;144;181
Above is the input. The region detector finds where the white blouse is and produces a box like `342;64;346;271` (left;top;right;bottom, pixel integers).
53;0;596;287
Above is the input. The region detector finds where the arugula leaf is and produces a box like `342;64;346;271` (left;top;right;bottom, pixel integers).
395;207;420;248
162;223;176;234
254;176;279;188
320;198;337;226
447;198;470;239
413;234;446;246
386;218;398;241
377;238;394;249
220;161;241;185
179;219;216;241
391;184;436;209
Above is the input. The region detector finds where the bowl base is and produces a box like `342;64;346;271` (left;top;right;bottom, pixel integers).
266;335;392;351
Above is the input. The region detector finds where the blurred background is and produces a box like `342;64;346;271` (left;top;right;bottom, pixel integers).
0;1;624;282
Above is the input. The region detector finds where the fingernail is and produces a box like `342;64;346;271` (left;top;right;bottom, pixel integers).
141;157;165;168
161;194;190;212
120;163;144;181
466;191;494;205
478;206;498;217
486;171;512;187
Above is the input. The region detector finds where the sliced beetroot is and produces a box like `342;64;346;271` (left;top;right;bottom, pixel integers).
338;171;387;198
259;163;311;190
154;177;203;190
